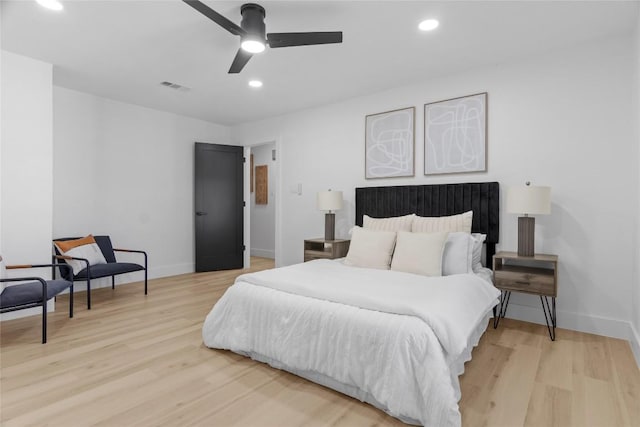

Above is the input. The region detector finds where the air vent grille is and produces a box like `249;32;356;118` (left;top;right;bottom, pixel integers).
159;81;191;92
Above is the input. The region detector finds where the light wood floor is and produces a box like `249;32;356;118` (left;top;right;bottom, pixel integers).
1;257;638;426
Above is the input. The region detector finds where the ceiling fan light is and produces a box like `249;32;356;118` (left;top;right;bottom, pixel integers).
36;0;64;11
419;19;439;31
241;39;266;54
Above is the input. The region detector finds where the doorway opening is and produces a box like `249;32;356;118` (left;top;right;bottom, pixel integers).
247;141;277;265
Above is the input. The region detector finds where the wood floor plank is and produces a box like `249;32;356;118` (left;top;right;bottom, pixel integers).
523;383;572;427
482;344;542;427
608;338;640;425
2;256;639;426
535;339;573;390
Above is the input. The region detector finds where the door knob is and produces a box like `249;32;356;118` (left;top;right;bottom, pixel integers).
196;212;208;216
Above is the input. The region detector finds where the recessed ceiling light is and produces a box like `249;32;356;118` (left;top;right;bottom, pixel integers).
418;19;439;31
248;80;263;88
36;0;64;11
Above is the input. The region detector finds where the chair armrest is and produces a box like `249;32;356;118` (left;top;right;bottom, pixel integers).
0;276;48;288
113;249;147;270
8;262;74;280
8;263;69;269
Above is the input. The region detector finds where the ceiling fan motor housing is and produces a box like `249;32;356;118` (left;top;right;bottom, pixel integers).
241;3;266;41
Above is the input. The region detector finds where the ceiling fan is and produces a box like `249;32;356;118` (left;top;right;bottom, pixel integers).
183;0;343;74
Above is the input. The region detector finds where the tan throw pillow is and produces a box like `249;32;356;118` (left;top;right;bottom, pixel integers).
54;235;107;276
363;214;415;232
344;227;397;270
391;231;449;277
412;211;473;233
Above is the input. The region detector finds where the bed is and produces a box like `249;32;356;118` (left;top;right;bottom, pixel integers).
203;182;500;427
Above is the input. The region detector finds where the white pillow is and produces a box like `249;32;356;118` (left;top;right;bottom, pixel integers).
442;232;474;275
344;227;397;270
363;214;415;232
391;231;449;277
412;211;473;233
54;235;107;276
471;233;487;271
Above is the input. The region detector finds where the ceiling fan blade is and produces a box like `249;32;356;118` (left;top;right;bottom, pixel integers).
228;49;253;74
183;0;246;37
267;32;343;48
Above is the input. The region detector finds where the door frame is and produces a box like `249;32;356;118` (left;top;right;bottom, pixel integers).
243;137;282;268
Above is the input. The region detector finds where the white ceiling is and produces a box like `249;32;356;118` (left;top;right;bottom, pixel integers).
2;0;638;125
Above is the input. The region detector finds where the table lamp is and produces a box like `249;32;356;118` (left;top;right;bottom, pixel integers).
317;190;343;241
506;182;551;257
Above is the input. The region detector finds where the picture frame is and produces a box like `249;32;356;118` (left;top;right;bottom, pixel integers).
424;92;487;175
255;165;268;205
365;107;415;179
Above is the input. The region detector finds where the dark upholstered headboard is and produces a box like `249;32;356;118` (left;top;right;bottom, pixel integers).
355;182;500;266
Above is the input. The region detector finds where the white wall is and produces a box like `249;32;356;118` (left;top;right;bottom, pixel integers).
1;51;54;319
632;9;640;366
232;35;637;342
53;87;232;290
250;142;276;259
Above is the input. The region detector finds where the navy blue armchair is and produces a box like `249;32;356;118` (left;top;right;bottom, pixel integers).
0;255;74;343
52;235;147;309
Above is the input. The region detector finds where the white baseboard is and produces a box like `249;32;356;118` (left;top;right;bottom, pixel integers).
1;262;196;320
250;248;275;259
68;262;195;293
506;302;640;368
630;323;640;370
505;302;631;340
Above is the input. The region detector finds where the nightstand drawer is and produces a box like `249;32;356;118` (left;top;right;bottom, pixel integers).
494;270;555;296
304;252;331;262
304;238;350;262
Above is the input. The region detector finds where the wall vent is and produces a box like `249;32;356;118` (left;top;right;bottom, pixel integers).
159;81;191;92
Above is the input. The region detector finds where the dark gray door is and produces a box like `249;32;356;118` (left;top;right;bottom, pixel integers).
195;142;244;272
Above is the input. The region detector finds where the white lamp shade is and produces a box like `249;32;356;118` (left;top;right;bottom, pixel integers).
317;190;343;211
507;186;551;215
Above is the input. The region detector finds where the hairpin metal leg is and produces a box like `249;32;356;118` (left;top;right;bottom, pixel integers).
540;296;556;341
493;290;511;329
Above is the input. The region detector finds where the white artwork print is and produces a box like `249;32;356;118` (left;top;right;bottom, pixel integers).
424;93;487;175
365;107;414;179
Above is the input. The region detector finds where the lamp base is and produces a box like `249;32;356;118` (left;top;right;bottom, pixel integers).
324;213;335;241
517;216;535;257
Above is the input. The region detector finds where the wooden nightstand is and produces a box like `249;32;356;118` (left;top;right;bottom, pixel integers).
492;251;558;340
304;238;350;262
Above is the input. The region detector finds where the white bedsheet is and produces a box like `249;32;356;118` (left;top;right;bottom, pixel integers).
202;260;500;427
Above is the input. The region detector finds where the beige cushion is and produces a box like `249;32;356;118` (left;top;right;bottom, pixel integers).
412;211;473;233
363;214;415;232
344;227;397;270
54;235;107;276
391;231;449;277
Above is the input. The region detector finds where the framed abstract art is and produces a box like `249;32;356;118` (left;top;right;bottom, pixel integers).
365;107;415;179
424;93;487;175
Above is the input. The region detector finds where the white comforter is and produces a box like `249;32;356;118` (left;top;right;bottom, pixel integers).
203;259;500;426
